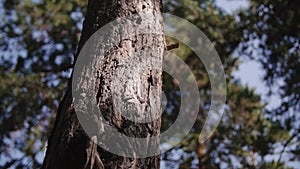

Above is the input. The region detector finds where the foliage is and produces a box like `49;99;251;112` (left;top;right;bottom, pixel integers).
0;0;85;167
239;0;300;114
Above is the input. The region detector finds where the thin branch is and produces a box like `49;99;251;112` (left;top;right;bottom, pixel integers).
277;133;298;165
35;64;73;73
166;43;179;51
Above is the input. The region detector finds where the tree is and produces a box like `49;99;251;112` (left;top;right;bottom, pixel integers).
240;0;300;115
162;1;297;168
239;1;300;164
0;0;299;168
42;0;164;169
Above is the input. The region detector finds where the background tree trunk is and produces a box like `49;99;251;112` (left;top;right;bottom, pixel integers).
42;0;164;169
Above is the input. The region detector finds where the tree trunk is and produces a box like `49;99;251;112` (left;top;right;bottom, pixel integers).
42;0;164;169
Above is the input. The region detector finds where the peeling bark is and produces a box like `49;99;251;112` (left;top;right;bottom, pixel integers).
42;0;164;169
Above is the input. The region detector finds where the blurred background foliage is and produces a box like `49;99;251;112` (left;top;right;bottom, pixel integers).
0;0;299;168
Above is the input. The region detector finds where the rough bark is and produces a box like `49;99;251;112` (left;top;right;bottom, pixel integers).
42;0;164;169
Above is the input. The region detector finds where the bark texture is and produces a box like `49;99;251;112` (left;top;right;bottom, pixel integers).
42;0;164;169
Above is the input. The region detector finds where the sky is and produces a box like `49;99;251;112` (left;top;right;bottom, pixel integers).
214;0;299;168
215;0;281;109
215;0;249;13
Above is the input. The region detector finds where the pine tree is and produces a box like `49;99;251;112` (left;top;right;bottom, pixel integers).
42;0;164;168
